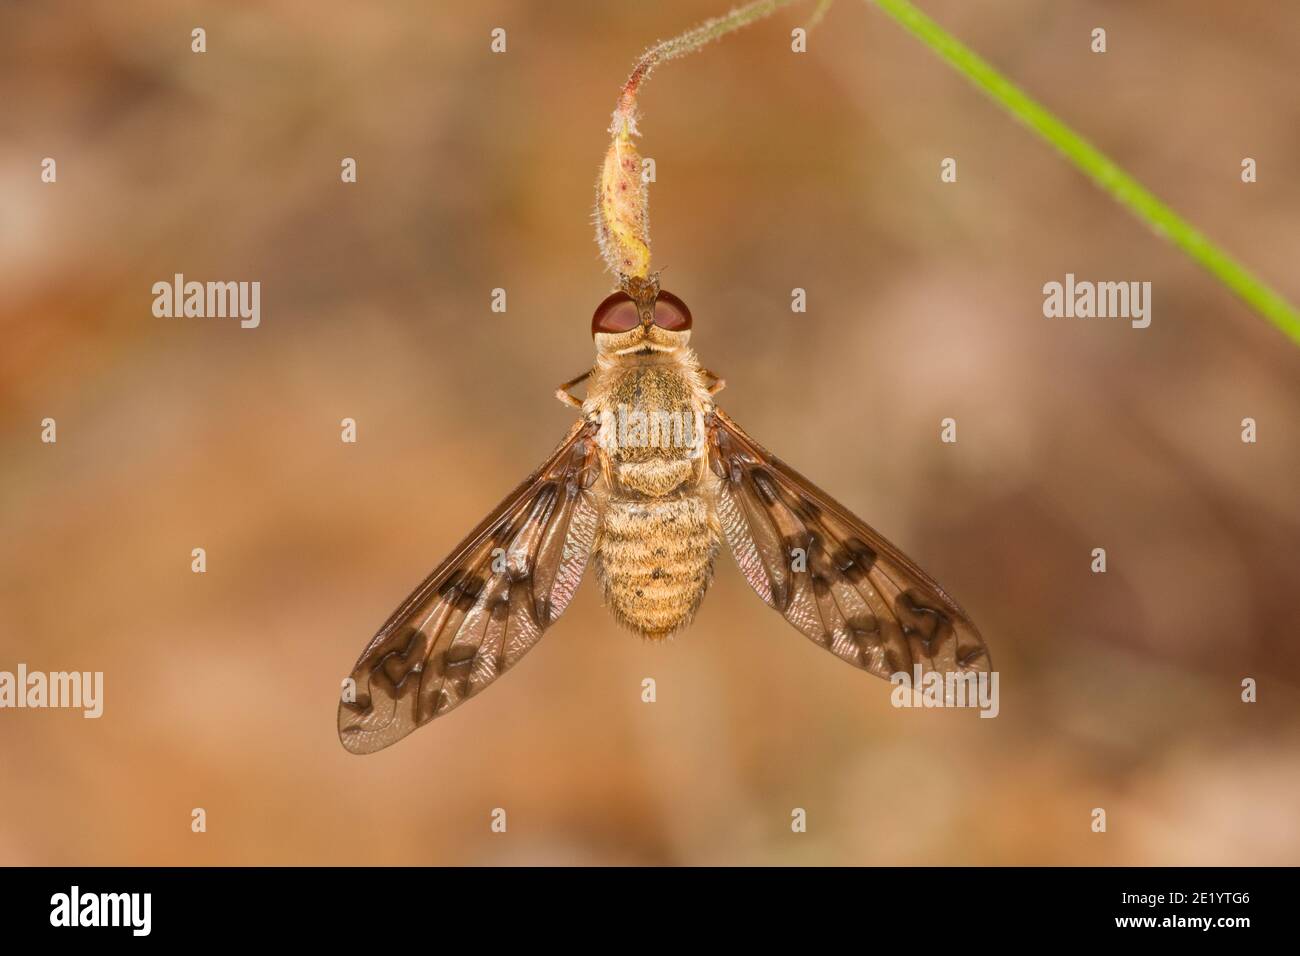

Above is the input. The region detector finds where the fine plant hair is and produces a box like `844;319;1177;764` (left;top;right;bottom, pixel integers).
608;0;806;139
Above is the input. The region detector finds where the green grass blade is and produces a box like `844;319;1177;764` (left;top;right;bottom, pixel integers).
868;0;1300;346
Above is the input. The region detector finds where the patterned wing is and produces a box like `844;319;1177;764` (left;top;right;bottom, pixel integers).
708;409;990;682
338;420;603;754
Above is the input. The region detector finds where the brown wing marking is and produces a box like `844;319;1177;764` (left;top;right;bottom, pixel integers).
338;420;603;754
708;408;989;683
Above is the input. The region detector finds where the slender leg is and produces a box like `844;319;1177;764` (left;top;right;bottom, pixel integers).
554;369;592;408
700;367;726;396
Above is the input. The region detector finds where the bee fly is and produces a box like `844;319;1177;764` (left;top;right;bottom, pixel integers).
337;271;990;753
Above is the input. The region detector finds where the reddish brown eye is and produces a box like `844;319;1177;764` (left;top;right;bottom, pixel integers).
592;291;640;336
653;290;692;331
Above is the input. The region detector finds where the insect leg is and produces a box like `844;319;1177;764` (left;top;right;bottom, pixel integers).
554;369;592;408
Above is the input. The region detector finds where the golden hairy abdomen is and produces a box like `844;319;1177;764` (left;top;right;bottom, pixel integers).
596;495;718;639
585;351;718;638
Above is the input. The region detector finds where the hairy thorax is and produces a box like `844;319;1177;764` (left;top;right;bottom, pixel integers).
585;350;720;638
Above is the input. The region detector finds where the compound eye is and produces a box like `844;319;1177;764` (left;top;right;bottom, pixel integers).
591;291;640;336
653;290;692;331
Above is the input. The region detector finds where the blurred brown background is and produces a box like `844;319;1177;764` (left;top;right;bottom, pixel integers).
2;0;1298;865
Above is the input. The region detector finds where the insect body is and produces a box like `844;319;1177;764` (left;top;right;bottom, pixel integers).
338;273;990;754
585;277;717;638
